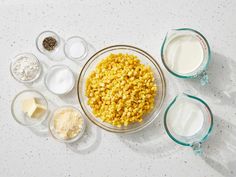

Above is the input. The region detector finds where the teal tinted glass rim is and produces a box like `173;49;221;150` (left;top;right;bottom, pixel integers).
164;93;214;146
160;28;211;79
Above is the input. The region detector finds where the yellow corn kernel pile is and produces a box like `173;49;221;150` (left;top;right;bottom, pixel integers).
86;53;157;127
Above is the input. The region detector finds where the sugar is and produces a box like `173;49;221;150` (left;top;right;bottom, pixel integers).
46;66;75;95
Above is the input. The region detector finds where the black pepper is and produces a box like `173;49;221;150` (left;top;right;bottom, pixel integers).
43;37;57;51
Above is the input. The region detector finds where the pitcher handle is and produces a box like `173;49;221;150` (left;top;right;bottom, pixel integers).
197;70;208;86
191;142;203;155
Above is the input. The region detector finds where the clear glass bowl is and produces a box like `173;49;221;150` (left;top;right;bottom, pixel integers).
11;90;49;127
36;31;65;61
44;65;75;95
77;45;166;133
10;53;42;84
64;36;88;60
49;106;86;143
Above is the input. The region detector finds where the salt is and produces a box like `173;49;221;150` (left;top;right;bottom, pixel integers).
64;37;87;60
69;41;86;58
45;65;75;95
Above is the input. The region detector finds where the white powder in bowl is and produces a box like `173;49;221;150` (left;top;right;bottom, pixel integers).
45;65;75;95
11;53;41;82
69;41;86;58
64;37;87;60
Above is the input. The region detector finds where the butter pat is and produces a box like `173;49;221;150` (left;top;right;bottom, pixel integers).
22;98;46;118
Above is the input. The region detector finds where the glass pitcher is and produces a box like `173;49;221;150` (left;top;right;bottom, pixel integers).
164;93;213;154
161;28;211;85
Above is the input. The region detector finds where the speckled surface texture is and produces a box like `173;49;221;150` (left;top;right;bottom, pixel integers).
0;0;236;177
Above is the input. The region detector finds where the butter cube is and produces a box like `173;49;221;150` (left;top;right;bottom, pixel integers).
22;98;46;118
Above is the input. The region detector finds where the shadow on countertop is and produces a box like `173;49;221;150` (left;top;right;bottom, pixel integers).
186;52;236;177
66;120;102;154
117;52;236;161
202;116;236;177
117;114;181;158
185;52;236;107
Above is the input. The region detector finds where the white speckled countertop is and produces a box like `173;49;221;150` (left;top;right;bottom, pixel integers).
0;0;236;177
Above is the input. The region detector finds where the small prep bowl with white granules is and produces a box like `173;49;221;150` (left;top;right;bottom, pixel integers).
10;53;42;84
44;65;75;95
64;36;88;60
49;106;86;143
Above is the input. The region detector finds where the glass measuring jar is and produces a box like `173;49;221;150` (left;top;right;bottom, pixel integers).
164;93;213;154
161;28;211;85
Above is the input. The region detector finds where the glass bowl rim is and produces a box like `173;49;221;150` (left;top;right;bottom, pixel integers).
48;105;87;143
77;44;166;133
163;93;214;146
160;28;211;79
11;89;49;127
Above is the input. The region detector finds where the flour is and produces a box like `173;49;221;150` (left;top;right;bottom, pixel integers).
11;53;41;82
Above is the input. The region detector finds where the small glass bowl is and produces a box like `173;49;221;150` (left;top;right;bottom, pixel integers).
44;65;75;95
11;90;49;127
64;36;88;60
77;45;166;133
49;106;86;143
36;31;64;61
10;53;42;84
